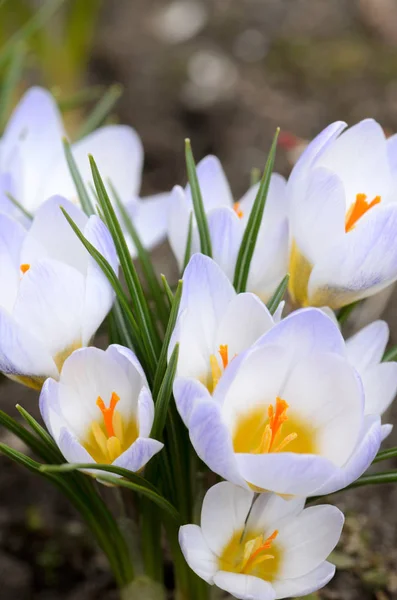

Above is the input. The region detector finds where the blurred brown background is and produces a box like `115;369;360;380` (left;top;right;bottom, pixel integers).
2;0;397;598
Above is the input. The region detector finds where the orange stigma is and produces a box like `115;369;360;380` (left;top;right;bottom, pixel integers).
233;202;244;219
256;397;297;454
96;392;120;437
219;344;229;369
242;530;279;573
345;193;381;232
20;264;30;274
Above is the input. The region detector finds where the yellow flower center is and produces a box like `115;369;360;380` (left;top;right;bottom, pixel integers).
207;344;230;393
233;202;244;219
83;391;138;463
219;528;281;581
345;193;381;232
233;397;316;455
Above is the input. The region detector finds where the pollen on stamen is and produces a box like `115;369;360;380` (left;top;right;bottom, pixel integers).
233;202;244;219
345;193;381;232
96;392;120;438
20;263;30;274
219;344;229;369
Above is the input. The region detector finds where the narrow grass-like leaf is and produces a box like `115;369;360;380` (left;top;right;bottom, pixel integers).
57;86;105;112
185;139;212;257
89;156;161;374
233;129;280;293
109;180;169;327
266;274;289;315
63;138;95;215
373;447;397;463
0;443;44;473
76;84;123;140
6;193;33;221
383;345;397;362
95;474;181;522
182;213;194;271
151;344;179;440
0;409;54;462
349;470;397;489
153;281;183;398
16;404;63;460
161;274;174;305
0;42;26;130
0;0;66;68
61;208;144;357
250;167;261;187
337;301;359;325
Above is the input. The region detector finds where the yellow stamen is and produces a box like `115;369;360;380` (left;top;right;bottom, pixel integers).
242;530;279;574
107;436;122;462
96;392;120;438
219;344;229;369
345;193;381;232
209;354;222;392
112;410;124;444
91;421;108;457
233;202;244;219
20;263;30;274
256;397;294;454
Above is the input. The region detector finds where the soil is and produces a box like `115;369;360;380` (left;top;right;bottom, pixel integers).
2;0;397;598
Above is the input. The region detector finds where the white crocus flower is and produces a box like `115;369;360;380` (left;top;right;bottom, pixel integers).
288;119;397;309
179;482;343;600
0;196;117;389
0;86;170;254
345;320;397;441
39;345;163;470
168;155;288;301
174;306;382;497
168;253;279;406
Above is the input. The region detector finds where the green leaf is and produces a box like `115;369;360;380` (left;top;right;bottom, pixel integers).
373;447;397;463
109;180;169;327
161;274;174;306
16;404;63;461
76;84;123;140
0;42;26;131
233;129;280;293
182;213;193;271
350;470;397;488
0;443;44;473
0;0;66;69
266;274;289;315
97;474;181;522
185;139;212;257
0;409;54;462
153;280;183;398
63;138;95;215
250;167;261;187
56;85;105;112
89;156;161;376
383;345;397;362
6;193;33;221
151;344;179;440
60;208;145;357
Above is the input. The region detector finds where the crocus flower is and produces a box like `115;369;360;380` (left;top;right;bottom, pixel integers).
174;307;381;496
39;345;163;471
169;253;279;399
168;155;288;301
346;320;397;440
179;481;343;600
0;196;117;389
0;86;170;254
288;119;397;309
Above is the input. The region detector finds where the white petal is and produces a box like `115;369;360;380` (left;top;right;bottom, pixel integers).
113;438;163;471
167;185;197;270
361;362;397;415
345;320;389;371
245;494;305;538
207;207;243;281
381;423;393;441
272;561;335;599
21;196;88;273
136;386;155;438
308;204;397;308
128;192;172;252
39;377;64;440
215;293;274;360
282;352;364;466
276;505;343;579
13;259;85;358
213;572;276;600
316;119;392;206
0;213;26;312
173;376;212;427
0;307;57;384
58;427;95;464
201;482;253;556
239;173;287;227
186;155;233;211
179;525;218;584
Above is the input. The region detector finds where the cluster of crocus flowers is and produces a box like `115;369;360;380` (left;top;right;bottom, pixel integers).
0;87;171;254
180;482;344;599
167;155;289;301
